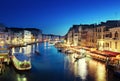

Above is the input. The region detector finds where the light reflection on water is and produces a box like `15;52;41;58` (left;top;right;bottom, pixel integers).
87;60;106;81
12;43;40;56
64;54;87;81
74;59;87;80
16;74;27;81
64;54;109;81
96;63;106;81
44;41;51;49
0;43;120;81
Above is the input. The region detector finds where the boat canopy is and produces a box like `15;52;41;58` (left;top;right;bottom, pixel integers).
14;53;29;62
91;50;120;57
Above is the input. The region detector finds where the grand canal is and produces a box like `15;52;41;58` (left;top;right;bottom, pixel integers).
0;42;120;81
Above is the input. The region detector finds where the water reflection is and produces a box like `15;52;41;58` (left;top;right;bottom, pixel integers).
12;43;40;56
16;74;27;81
96;63;106;81
36;43;39;51
22;45;32;55
43;42;51;50
87;60;106;81
0;43;120;81
74;59;87;80
64;54;111;81
64;54;88;81
44;41;47;47
0;64;6;74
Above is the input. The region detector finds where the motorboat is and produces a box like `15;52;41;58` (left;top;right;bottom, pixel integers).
12;52;31;70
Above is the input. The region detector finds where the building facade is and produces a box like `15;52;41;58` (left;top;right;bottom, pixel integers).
65;20;120;53
0;25;8;46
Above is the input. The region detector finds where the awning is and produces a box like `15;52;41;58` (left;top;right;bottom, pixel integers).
103;50;120;57
90;50;120;57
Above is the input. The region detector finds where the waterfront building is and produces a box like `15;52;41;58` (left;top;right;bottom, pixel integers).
0;24;10;64
38;30;42;42
25;28;42;43
42;34;48;41
96;26;106;50
80;27;88;47
0;24;8;45
7;28;24;45
72;25;80;46
98;27;120;52
42;34;62;42
97;20;120;52
13;32;23;45
8;28;42;44
66;25;81;46
78;26;94;48
85;28;94;47
6;28;13;45
24;30;32;44
65;20;120;53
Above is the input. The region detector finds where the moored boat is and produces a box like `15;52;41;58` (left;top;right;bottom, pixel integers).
74;53;85;60
48;41;55;46
12;52;31;70
65;50;74;54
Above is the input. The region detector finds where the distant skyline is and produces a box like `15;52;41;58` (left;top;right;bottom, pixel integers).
0;0;120;36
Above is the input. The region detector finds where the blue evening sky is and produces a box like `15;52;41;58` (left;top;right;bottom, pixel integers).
0;0;120;35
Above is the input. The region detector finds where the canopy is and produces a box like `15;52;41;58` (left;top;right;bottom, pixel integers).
90;50;120;57
14;53;29;62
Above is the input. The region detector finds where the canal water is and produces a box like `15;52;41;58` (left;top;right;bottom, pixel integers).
0;42;120;81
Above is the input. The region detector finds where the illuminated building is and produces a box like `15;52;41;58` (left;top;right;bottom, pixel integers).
98;27;120;52
72;25;80;46
96;26;106;50
24;30;32;44
65;20;120;53
0;24;8;45
42;34;61;42
78;24;95;48
66;25;81;46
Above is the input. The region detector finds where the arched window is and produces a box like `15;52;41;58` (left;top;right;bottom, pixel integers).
109;32;112;38
115;31;118;38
